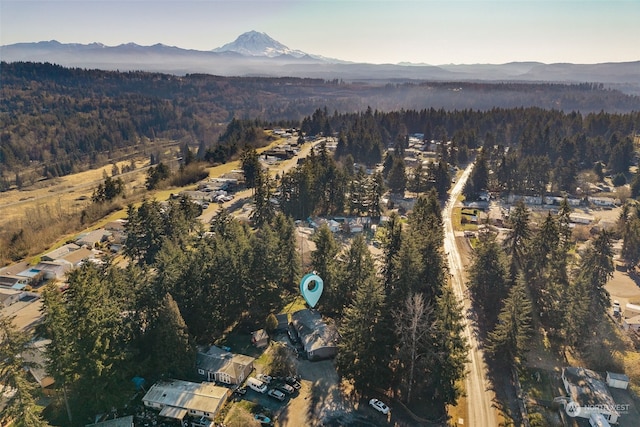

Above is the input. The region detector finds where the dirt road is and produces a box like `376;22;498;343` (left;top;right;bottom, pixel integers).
443;163;498;426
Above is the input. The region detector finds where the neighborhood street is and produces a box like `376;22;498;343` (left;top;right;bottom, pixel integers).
443;163;498;427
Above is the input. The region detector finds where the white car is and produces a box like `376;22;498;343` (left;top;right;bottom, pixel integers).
369;398;390;415
257;373;272;384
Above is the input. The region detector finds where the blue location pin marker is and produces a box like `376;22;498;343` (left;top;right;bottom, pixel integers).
300;273;324;308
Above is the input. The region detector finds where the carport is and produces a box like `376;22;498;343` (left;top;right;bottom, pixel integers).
158;406;187;420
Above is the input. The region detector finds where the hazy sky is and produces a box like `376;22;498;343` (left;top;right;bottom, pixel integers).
1;0;638;65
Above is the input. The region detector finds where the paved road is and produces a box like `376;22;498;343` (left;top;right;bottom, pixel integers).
443;163;498;427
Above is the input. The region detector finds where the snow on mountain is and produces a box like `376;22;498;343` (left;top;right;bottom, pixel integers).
212;30;307;58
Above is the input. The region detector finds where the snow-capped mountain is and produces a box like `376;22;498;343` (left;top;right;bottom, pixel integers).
212;31;307;58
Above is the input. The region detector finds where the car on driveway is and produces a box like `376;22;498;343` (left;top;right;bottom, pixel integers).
369;398;390;414
267;389;286;401
285;377;301;390
278;384;295;394
257;373;273;384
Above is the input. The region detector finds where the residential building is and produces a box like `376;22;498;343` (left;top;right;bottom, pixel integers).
290;309;339;361
0;288;24;308
41;243;80;262
562;367;619;424
85;416;134;427
142;379;230;421
196;346;255;384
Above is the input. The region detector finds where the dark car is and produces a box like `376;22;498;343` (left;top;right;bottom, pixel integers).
233;386;247;395
285;377;301;390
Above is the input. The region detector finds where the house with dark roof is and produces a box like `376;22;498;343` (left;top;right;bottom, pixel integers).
196;346;255;385
562;367;619;424
290;309;339;361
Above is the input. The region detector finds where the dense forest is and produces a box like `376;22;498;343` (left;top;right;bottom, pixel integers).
3;61;640;189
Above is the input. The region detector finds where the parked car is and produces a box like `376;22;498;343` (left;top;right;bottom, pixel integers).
233;386;247;395
285;377;301;390
257;373;273;384
278;384;295;394
613;300;621;316
267;389;286;401
246;377;267;393
369;398;390;415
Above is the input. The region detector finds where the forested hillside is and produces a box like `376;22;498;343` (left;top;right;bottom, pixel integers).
3;62;640;190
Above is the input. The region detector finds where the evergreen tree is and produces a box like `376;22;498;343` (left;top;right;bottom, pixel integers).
430;285;468;405
272;213;301;292
334;234;376;314
387;156;406;194
578;230;614;315
241;147;261;189
311;225;340;312
504;200;531;280
147;293;195;378
0;314;49;427
381;212;403;294
41;283;74;424
467;231;510;325
336;279;388;393
487;278;533;367
251;171;275;227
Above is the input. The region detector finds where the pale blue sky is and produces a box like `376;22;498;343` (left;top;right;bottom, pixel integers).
1;0;638;64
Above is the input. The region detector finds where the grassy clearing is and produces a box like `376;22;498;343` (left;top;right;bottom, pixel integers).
446;389;468;426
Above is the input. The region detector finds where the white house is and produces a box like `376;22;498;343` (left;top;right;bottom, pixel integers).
142;379;229;421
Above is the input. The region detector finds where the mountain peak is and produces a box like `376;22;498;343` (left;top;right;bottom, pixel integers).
212;31;306;58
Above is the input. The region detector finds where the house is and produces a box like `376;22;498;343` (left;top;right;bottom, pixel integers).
606;372;629;390
196;346;255;384
22;338;55;395
85;416;134;427
569;213;594;225
290;309;339;361
76;228;111;247
60;247;94;267
251;329;269;348
621;303;640;331
142;379;230;421
19;260;73;281
104;219;127;244
0;288;24;308
41;243;80;262
590;197;616;208
0;274;31;290
562;367;619;424
348;218;364;233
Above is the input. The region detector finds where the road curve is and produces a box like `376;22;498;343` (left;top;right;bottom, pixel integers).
443;164;498;427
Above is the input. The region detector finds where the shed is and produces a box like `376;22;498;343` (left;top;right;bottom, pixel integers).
275;313;289;331
251;329;269;348
606;371;629;389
